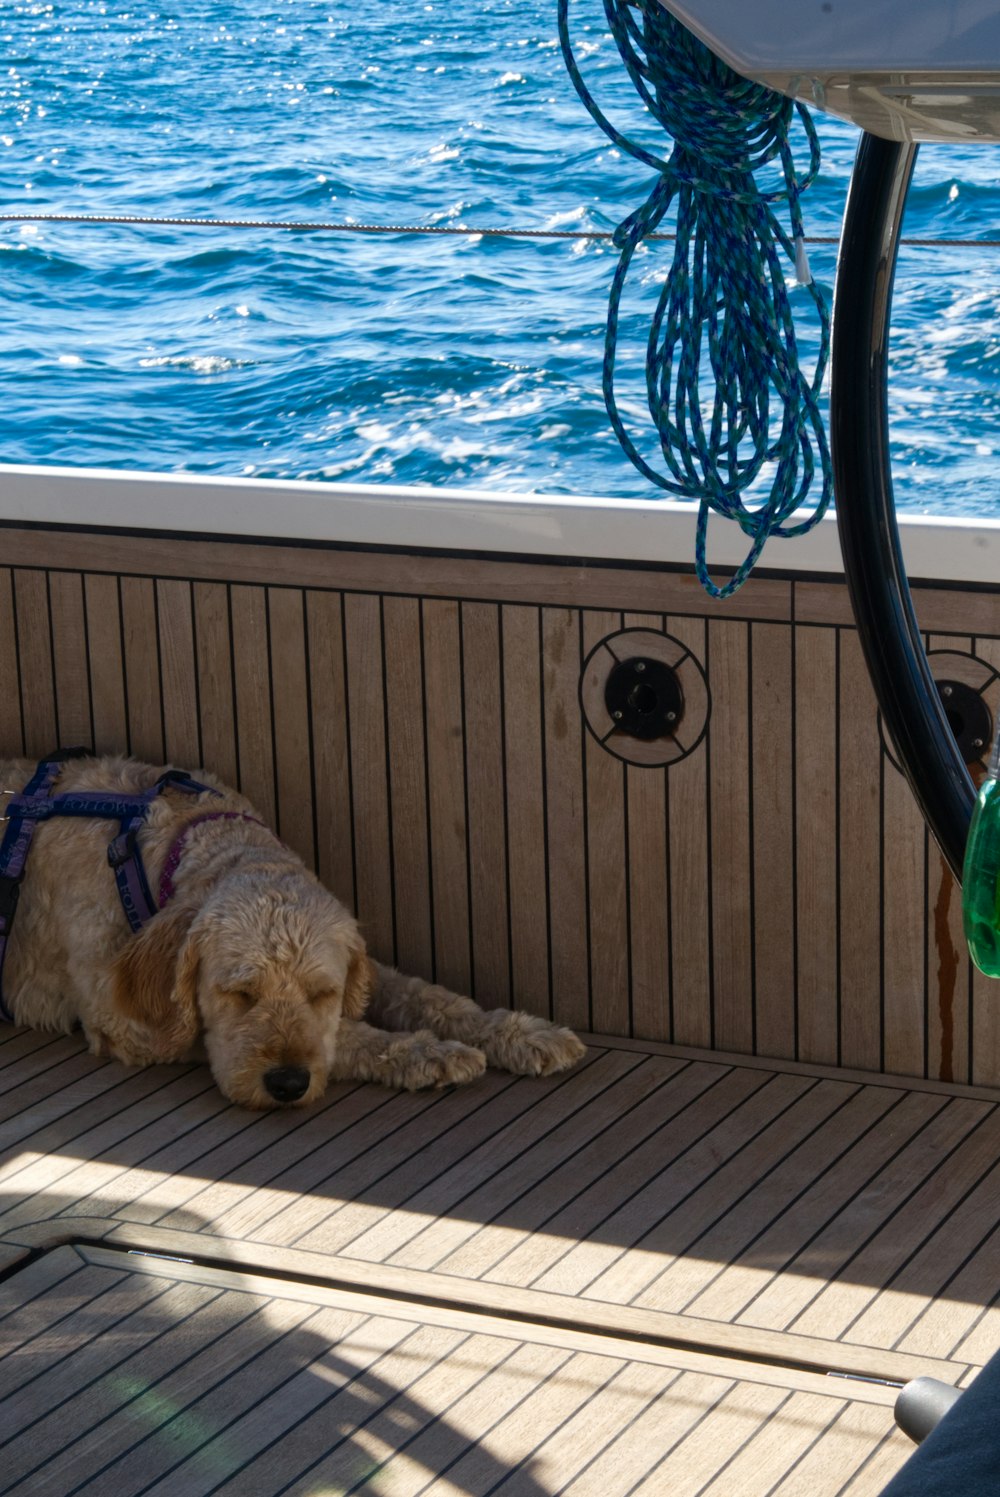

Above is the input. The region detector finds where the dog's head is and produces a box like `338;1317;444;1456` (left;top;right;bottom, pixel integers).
111;879;371;1108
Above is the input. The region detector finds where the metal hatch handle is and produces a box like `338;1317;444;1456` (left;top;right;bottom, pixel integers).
830;131;975;882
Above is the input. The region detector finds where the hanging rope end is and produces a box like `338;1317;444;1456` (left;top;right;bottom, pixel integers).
794;234;813;285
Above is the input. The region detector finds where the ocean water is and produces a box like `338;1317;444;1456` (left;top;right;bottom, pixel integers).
2;0;1000;514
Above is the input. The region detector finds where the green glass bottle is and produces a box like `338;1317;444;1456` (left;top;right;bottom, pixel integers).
963;731;1000;978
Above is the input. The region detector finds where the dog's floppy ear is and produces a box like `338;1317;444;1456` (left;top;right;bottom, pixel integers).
112;904;202;1061
342;940;374;1020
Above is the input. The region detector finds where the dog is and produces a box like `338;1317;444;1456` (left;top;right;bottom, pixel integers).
0;755;586;1109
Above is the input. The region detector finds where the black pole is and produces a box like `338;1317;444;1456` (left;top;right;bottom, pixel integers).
831;132;975;882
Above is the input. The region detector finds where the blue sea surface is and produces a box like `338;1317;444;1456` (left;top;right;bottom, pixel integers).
2;0;1000;514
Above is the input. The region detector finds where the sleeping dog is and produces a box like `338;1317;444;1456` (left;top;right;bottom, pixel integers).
0;754;585;1108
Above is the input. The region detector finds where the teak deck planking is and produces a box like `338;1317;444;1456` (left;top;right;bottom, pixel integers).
2;523;1000;1492
0;1031;989;1493
0;1243;915;1497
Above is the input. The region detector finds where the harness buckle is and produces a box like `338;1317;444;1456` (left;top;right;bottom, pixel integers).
107;825;139;870
0;874;21;928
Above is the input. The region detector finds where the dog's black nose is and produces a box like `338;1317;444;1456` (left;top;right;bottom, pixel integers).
264;1066;311;1102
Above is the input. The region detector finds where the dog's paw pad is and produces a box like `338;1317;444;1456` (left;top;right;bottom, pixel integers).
485;1015;587;1077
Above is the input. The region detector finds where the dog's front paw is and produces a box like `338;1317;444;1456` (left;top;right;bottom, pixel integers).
482;1012;587;1077
375;1030;487;1091
400;1031;488;1090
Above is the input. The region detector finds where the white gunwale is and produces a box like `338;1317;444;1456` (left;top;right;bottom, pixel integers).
1;461;998;586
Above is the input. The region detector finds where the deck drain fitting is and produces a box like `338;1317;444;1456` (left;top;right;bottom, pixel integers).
937;679;991;765
605;657;683;740
580;627;710;767
880;649;999;775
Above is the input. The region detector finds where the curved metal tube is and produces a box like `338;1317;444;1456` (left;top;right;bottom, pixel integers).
831;132;975;881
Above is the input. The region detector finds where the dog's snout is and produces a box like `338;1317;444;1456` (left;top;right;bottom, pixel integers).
263;1065;311;1103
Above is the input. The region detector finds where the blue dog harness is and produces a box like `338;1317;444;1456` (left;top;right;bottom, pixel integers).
0;748;220;1023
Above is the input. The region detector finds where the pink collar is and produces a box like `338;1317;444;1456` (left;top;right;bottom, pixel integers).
158;810;266;907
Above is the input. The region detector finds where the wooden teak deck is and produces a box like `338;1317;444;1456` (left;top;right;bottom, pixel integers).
4;432;1000;1493
3;1029;993;1494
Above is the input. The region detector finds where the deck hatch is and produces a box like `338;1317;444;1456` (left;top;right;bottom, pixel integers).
0;1241;910;1495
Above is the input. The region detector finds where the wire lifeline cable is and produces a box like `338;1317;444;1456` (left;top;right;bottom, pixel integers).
1;213;998;247
0;213;614;237
559;0;832;598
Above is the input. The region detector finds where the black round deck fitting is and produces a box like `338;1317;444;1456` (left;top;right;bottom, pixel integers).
604;656;684;740
831;132;975;882
936;680;992;767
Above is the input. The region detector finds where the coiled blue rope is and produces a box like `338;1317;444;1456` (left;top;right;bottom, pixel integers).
559;0;832;598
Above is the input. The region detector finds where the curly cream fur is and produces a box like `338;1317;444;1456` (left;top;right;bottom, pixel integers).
1;755;585;1108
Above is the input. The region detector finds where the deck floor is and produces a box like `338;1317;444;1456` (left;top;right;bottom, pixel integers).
2;1028;995;1493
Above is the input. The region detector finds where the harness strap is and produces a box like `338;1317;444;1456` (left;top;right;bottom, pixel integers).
158;810;267;908
105;769;220;932
0;753;220;1023
0;749;90;1023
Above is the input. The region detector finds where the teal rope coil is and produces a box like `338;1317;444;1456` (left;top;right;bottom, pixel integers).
559;0;832;598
